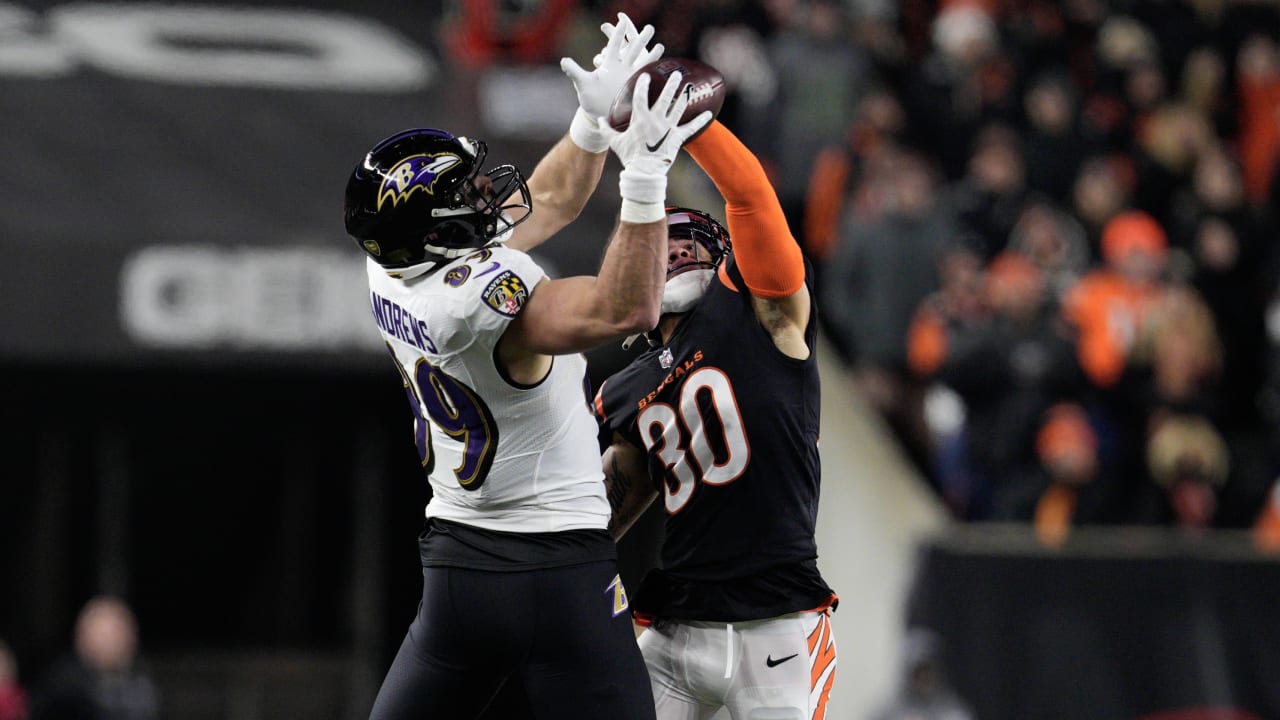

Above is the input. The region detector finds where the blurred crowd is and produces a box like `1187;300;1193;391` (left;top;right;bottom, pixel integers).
441;4;1280;714
572;0;1280;543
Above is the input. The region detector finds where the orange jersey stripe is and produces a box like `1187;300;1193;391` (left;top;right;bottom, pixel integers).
592;380;608;423
802;593;839;615
716;262;737;291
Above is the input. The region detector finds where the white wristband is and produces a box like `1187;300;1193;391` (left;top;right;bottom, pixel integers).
618;169;667;205
620;199;666;224
568;107;610;153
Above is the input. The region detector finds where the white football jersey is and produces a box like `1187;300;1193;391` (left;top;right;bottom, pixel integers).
365;247;609;533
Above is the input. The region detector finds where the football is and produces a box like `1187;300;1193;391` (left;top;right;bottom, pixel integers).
606;57;726;136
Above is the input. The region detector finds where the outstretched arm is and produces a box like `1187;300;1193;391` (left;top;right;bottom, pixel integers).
506;136;608;253
685;121;811;354
509;14;663;253
497;72;712;382
602;434;659;540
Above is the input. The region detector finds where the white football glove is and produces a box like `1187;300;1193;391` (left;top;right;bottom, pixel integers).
563;13;663;121
610;70;714;206
561;13;663;152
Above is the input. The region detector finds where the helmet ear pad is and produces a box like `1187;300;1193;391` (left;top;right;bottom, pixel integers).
344;129;531;269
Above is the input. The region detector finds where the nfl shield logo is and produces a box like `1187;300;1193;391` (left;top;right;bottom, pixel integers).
659;348;674;369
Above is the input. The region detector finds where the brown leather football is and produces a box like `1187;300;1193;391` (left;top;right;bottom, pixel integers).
606;57;726;137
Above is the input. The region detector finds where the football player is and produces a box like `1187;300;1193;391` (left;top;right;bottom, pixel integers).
343;15;713;720
594;119;840;720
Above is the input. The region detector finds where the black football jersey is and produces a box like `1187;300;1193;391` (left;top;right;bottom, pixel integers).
596;257;835;622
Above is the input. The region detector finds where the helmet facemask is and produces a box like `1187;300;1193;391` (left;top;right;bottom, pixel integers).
344;129;533;276
623;208;732;350
420;139;531;261
661;208;731;314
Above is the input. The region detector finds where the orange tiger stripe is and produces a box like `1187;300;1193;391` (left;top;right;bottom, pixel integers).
811;662;836;720
810;615;836;690
808;614;837;720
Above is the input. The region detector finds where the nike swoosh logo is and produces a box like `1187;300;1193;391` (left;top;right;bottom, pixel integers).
645;130;671;153
765;653;798;668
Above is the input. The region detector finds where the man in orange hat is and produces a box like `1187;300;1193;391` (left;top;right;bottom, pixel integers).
1061;209;1169;389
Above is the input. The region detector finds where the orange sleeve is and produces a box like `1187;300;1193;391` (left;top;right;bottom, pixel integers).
685;121;804;298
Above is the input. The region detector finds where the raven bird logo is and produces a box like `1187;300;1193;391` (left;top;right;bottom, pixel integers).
377;153;462;210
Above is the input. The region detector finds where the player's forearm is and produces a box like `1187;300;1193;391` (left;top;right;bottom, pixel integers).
603;442;658;540
509;135;607;252
592;219;666;332
512;219;663;353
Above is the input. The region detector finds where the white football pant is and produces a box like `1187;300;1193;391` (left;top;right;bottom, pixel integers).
638;611;837;720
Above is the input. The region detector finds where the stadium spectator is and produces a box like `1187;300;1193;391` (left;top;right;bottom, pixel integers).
1070;154;1134;258
1092;15;1162;137
29;596;158;720
905;233;991;511
1032;402;1101;547
1162;146;1280;523
1143;413;1232;530
1131;101;1215;226
948;122;1031;258
1235;33;1280;208
1061;210;1170;391
0;640;27;720
1021;71;1091;204
755;0;870;235
1129;286;1224;417
1180;46;1233;140
1007;198;1091;300
904;0;1016;181
803;84;908;268
909;249;1086;519
824;148;957;481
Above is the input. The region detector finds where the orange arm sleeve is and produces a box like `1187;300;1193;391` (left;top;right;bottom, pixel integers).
685;121;805;298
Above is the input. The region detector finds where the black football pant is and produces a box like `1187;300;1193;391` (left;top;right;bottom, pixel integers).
369;560;655;720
